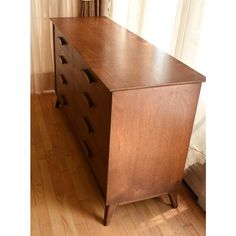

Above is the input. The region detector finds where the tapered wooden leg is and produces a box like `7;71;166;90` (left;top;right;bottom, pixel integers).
55;98;60;108
103;204;117;226
168;191;178;208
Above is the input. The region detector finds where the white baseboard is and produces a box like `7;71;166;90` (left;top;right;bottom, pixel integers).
32;90;55;95
43;90;55;94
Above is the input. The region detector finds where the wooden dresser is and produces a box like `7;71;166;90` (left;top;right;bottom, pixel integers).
51;17;205;225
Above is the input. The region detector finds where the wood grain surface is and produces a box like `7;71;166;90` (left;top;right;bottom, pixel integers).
107;83;201;205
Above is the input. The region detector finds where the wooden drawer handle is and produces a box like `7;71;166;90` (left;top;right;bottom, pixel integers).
81;69;95;83
82;117;93;134
82;92;94;108
57;36;67;46
60;94;67;106
82;140;92;158
58;55;67;64
59;74;67;84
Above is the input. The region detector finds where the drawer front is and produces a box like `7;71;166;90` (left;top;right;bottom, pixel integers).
77;114;110;159
54;27;72;61
55;53;79;128
56;65;74;94
55;48;75;101
80;137;108;194
56;89;75;126
74;103;109;194
55;51;73;77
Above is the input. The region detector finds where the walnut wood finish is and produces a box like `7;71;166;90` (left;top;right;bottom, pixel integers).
51;17;205;225
107;83;201;206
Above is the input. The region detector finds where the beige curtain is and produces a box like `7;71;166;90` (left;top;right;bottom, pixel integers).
31;0;81;94
176;0;206;211
81;0;109;16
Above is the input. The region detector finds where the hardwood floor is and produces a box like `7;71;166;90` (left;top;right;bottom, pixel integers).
31;93;206;236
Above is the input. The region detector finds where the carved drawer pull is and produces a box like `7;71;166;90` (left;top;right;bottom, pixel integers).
60;94;67;106
57;36;67;46
82;92;94;108
58;55;67;64
59;74;67;84
82;117;93;134
81;69;95;83
82;140;92;158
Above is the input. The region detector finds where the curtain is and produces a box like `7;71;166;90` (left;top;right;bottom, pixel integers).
176;0;206;211
110;0;206;210
81;0;109;16
31;0;81;94
110;0;179;55
110;0;205;66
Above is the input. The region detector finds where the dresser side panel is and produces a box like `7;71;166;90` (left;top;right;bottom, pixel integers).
107;83;201;205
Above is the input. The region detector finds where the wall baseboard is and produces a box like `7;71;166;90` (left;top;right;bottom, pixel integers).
43;90;55;94
31;89;55;95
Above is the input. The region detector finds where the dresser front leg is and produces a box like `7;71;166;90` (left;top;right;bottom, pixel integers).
168;191;178;208
103;204;117;226
55;98;60;108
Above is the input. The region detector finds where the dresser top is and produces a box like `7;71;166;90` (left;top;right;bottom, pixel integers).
51;17;205;91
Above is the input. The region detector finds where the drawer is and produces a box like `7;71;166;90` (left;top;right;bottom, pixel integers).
54;27;72;61
55;50;73;76
80;138;107;194
75;68;110;107
78;113;110;159
55;50;75;98
73;109;106;155
55;69;79;129
55;66;74;94
57;87;76;125
74;110;109;190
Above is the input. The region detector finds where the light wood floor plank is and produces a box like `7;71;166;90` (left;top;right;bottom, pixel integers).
74;222;90;236
39;160;66;236
79;199;115;236
145;199;176;236
31;191;42;236
108;206;138;236
32;184;54;236
56;194;79;236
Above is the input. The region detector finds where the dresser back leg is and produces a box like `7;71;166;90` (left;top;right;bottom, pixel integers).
168;191;178;208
